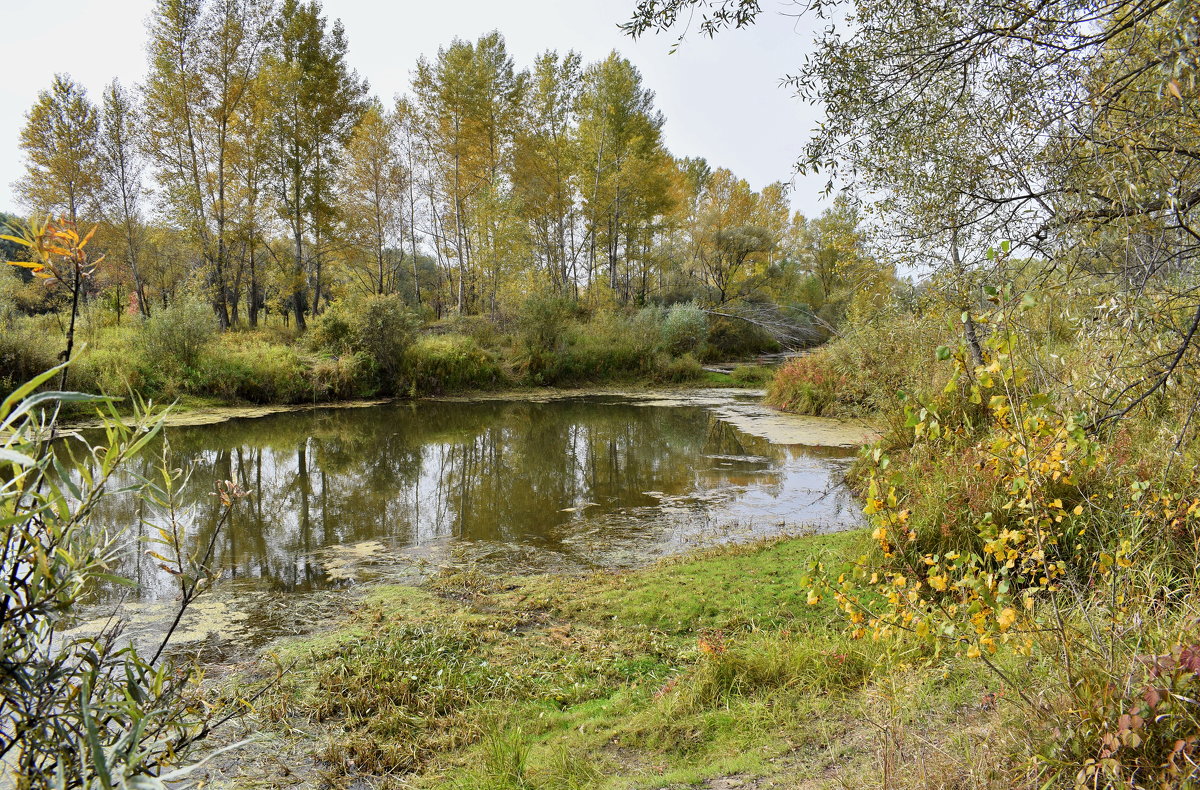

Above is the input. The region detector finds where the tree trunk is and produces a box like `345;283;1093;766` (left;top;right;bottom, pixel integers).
248;241;259;328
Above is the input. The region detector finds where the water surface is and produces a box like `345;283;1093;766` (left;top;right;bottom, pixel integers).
79;391;863;604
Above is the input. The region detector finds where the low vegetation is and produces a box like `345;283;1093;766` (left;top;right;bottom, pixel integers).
0;286;785;408
216;531;1020;789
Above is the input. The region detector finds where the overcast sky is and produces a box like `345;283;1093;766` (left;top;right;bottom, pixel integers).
0;0;829;217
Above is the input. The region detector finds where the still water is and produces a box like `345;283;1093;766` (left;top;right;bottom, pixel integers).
77;391;865;605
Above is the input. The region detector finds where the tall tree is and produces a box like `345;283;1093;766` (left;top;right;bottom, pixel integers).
144;0;275;328
16;74;101;224
339;103;407;296
412;32;527;315
98;79;150;317
576;53;673;304
513;51;584;297
690;168;773;304
228;69;274;327
264;0;368;329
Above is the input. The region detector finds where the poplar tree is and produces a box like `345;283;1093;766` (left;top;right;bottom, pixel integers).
265;0;368;329
144;0;275;328
17;74;101;224
513;51;584;297
412;32;526;315
98;79;150;317
576;53;673;304
339;103;408;296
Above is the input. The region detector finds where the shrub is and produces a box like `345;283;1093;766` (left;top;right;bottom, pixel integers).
354;294;419;382
308;353;371;400
404;334;507;395
653;353;703;383
439;314;503;348
631;304;667;347
141;298;217;372
515;295;577;373
0;316;62;394
765;353;842;416
524;314;657;385
661;302;708;356
309;304;356;356
729;364;773;387
312;295;420;391
70;330;145;396
0;370;238;786
194;338;308;403
704;315;779;360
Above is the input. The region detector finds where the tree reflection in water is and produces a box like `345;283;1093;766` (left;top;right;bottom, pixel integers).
72;397;860;601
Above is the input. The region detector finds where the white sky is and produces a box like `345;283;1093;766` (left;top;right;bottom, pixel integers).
0;0;830;217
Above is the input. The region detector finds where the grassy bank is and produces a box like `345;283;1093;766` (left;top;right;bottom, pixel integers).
0;293;782;410
213;531;1018;789
760;302;1200;788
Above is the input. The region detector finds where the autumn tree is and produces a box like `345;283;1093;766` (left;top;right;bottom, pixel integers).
264;0;367;329
17;74;101;224
689;169;774;304
412;32;527;315
513;50;585;298
626;0;1200;418
339;103;408;296
228;68;274;326
144;0;275;328
576;53;675;305
98;79;150;317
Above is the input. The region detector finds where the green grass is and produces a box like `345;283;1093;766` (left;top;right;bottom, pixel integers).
233;530;1012;789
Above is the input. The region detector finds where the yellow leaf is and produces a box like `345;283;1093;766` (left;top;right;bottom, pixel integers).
0;234;31;248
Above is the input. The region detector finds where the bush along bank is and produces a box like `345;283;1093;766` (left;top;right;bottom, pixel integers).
0;294;783;408
764;293;1200;787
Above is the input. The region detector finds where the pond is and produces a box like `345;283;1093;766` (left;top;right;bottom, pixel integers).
69;390;871;649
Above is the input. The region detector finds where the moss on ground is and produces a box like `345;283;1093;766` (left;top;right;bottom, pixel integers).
218;531;1015;789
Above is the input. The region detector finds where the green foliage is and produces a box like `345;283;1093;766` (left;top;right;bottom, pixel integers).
141;296;217;372
650;634;872;722
516;294;577;367
404;334;508;395
652;352;703;383
660;301;708;355
349;294;419;383
0;314;62;392
313;294;420;390
703;315;778;360
523;314;655;385
0;368;239;787
195;337;308;403
307;352;371;400
729;363;773;387
69;327;144;395
310;623;517;774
